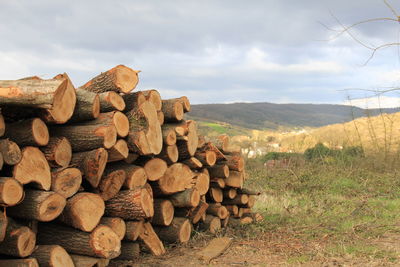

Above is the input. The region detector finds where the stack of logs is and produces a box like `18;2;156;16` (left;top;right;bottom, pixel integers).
0;65;261;267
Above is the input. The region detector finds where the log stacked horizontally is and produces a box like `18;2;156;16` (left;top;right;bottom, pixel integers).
0;64;261;266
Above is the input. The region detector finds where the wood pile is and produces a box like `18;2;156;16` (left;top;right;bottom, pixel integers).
0;65;261;266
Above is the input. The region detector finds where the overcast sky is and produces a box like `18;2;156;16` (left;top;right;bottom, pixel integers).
1;0;400;107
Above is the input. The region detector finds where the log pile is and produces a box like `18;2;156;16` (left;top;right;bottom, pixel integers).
0;65;261;266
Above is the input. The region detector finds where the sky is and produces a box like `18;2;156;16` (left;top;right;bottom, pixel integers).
1;0;400;107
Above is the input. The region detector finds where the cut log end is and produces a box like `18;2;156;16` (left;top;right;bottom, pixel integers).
51;168;82;198
32;245;74;267
32;118;50;146
53;137;72;167
17;227;37;257
113;111;129;138
92;94;101;119
39;193;66;222
144;158;168;181
0;177;24;206
114;65;139;93
47;76;77;124
0;139;22;165
90;225;121;259
152;199;174;226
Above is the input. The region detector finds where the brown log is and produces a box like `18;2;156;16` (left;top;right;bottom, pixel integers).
81;65;139;94
126;101;162;155
135;157;167;182
161;99;183;122
4;118;49;146
143;182;153;198
0;218;36;257
69;88;100;122
210;178;225;188
142;89;162;111
199;215;221;234
176;96;190;112
182;157;203;169
122;91;146;111
107;163;147;189
0;211;7;241
195;150;216;167
245;195;256;208
223;194;248;205
31;245;74;267
224;153;244;171
226;205;239;216
242;212;263;222
58;192;104;232
0;177;24;206
193;171;210;196
154;217;191;243
190;200;209;224
13;146;51;190
7;189;66;222
105;189;154;219
70;148;108;188
161;127;176;146
229;217;253;226
196;237;232;263
95;169;126;201
124;220;144;241
158;144;178;165
138;222;166;256
154;163;194;195
78;111;129;138
208;135;230;153
225;171;244;188
51;168;82;198
157;111;164;125
221;213;230;228
152;199;174;226
207;164;229;178
201;142;225;162
41;137;72;168
113;242;140;262
197;135;206;148
176;122;198;160
207;187;223;203
99;91;125;112
107;139;129;162
0;259;38;267
124;153;139;164
170;188;200;208
207;203;229;219
223;188;237;200
37;223;121;259
50;124;117;152
0;139;21;165
100;217;126;241
0;75;76;124
0;114;4;137
70;255;102;267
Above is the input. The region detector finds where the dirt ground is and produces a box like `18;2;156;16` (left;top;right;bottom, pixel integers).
130;231;400;267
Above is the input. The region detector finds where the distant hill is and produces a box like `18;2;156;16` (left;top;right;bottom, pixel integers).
188;102;400;129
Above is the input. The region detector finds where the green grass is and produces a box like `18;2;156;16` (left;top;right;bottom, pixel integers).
196;120;250;137
244;156;400;264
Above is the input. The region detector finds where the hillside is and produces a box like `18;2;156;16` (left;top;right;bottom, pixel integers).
188;102;399;130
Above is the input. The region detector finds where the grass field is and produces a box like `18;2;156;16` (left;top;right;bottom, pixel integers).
241;155;400;265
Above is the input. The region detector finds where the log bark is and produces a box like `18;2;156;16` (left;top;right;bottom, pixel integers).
124;220;144;241
170;188;200;208
200;142;225;162
223;188;237;200
0;177;24;206
182;157;203;169
0;211;7;242
50;124;117;151
126;101;162;155
0;218;36;257
0;139;21;165
157;111;164;125
105;189;154;220
154;217;192;243
100;217;126;241
207;203;229;219
136;157;167;181
142;90;162;111
193;171;210;196
99;91;125;112
77;111;129;138
226;205;239;216
37;223;121;259
195;150;216;167
51;167;82;198
0;259;38;267
113;241;140;261
58;192;105;232
41;137;72;168
225;171;244;188
199;215;221;234
70;255;101;267
161;127;176;145
4;118;49;146
68;88;100;122
210;178;225;188
107;163;147;189
176;200;209;224
7;189;66;222
138;222;166;256
152;199;174;226
0;75;76;124
155;163;194;195
224;153;245;171
81;65;139;94
107;139;129;162
207;164;229;178
222;194;248;205
208;135;230;153
176;96;191;112
157;144;178;165
229;217;253;226
70;148;108;188
122;91;146;112
207;187;223;203
124;153;139;164
221;213;230;228
95;169;126;201
0;114;4;137
31;245;74;267
161;100;183;122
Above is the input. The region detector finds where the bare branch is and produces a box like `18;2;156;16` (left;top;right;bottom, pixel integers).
384;0;399;18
